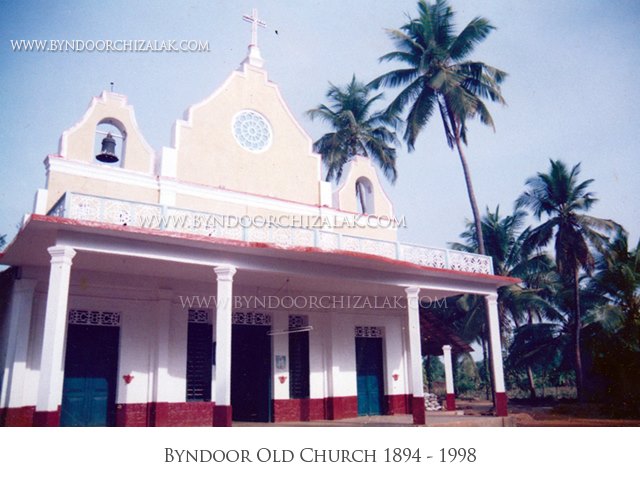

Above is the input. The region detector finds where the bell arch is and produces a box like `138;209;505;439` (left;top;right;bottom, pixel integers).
94;118;127;166
355;176;374;214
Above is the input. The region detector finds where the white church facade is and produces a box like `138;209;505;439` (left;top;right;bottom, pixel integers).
0;17;515;427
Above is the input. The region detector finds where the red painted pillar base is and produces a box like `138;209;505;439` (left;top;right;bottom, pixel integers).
495;392;508;417
33;408;61;427
0;406;35;427
213;405;232;427
445;393;456;411
411;396;425;425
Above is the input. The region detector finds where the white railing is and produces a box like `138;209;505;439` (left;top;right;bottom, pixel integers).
47;192;494;275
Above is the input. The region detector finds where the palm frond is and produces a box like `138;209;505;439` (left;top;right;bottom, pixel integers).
404;83;437;150
308;75;399;183
369;68;420;91
449;17;495;61
374;0;506;153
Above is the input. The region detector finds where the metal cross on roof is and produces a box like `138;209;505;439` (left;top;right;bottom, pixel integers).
242;8;266;48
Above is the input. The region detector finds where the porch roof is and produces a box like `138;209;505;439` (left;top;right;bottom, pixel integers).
420;312;474;355
0;215;518;298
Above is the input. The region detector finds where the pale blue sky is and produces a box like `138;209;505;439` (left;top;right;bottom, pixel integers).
1;0;638;251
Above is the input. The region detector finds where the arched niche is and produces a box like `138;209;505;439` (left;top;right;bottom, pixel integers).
355;176;374;214
94;118;127;167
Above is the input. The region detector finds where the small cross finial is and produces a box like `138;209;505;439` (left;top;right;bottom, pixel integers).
242;8;266;48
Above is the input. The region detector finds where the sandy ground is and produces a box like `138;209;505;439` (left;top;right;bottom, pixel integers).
234;398;640;427
457;399;640;427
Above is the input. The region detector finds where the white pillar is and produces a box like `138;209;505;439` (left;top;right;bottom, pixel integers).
213;264;236;426
35;246;76;425
485;293;508;416
405;286;425;424
442;344;456;411
0;279;38;417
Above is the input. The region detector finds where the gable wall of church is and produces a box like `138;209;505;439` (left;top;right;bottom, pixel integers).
173;65;321;206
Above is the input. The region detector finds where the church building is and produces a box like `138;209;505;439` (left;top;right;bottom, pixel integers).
0;11;515;427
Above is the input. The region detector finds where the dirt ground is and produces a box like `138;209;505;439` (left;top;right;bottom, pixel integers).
456;398;640;427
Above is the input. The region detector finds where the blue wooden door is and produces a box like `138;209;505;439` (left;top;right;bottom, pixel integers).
355;337;384;416
61;325;119;426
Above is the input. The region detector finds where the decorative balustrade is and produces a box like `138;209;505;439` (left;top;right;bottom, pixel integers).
47;192;494;275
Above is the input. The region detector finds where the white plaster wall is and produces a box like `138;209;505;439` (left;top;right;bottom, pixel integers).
329;314;358;397
166;279;219;404
309;312;329;399
322;314;334;399
385;315;409;397
166;303;189;403
328;312;408;398
270;310;288;400
18;269;199;408
23;292;46;407
12;267;412;411
19;279;160;408
61;293;151;405
267;309;330;401
401;315;412;396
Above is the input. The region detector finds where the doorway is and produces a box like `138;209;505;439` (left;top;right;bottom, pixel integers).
355;336;385;416
231;323;272;422
61;324;119;426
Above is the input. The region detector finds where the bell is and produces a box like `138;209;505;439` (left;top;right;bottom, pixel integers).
96;132;119;163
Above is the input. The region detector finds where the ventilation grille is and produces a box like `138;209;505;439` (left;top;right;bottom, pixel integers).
355;326;383;338
68;310;121;326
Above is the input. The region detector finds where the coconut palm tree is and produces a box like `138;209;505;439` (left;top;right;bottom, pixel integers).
507;320;573;396
516;159;621;400
369;0;507;254
587;230;640;335
584;230;640;411
424;292;493;399
454;208;560;327
453;206;561;397
307;75;399;183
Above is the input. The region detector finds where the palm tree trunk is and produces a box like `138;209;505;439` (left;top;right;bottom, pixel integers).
526;367;537;399
481;334;490;400
455;133;497;404
497;300;508;345
454;135;486;255
573;267;584;401
453;131;493;406
481;328;495;404
485;321;496;407
526;310;537;399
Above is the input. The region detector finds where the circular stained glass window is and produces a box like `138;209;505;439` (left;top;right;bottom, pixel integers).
232;110;272;152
